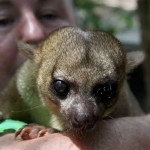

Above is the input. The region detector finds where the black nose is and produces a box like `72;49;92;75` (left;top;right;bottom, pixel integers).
72;113;98;129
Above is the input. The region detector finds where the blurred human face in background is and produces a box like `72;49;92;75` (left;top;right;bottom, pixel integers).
0;0;75;89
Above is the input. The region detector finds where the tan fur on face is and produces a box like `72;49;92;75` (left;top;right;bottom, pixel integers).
36;27;127;129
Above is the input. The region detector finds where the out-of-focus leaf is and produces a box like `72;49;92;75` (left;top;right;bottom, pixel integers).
74;0;135;34
74;0;100;11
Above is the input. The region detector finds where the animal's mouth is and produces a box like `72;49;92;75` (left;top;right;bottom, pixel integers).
69;115;99;131
73;121;97;130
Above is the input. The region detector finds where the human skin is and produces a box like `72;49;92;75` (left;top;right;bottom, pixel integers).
0;133;81;150
1;115;150;150
0;0;75;90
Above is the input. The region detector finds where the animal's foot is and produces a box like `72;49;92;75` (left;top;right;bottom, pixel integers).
15;124;58;140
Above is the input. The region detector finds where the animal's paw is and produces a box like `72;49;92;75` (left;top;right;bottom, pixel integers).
15;124;58;140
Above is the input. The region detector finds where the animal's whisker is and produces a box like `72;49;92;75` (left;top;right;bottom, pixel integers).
10;104;43;114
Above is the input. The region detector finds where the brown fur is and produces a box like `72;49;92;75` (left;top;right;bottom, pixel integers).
0;27;144;130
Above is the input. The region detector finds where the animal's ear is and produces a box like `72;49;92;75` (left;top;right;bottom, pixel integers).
16;40;38;60
126;51;145;73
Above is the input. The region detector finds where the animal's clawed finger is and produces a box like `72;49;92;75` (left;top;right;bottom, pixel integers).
15;124;57;140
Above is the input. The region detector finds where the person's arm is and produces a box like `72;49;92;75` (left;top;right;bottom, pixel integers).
0;133;80;150
1;115;150;150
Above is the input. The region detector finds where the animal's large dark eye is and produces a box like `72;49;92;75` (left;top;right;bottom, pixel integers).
52;79;69;99
92;83;117;104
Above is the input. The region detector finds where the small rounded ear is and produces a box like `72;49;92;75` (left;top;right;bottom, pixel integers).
126;51;145;73
16;40;38;60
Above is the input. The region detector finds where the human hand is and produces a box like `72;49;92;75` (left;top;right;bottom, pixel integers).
0;133;81;150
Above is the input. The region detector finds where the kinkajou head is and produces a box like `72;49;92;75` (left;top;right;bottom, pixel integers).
18;27;144;131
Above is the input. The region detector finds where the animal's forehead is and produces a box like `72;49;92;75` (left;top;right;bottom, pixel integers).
54;62;117;86
54;29;125;67
53;31;124;84
41;27;125;83
56;42;120;76
41;27;125;67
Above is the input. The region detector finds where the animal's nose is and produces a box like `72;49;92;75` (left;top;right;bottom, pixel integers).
72;113;98;129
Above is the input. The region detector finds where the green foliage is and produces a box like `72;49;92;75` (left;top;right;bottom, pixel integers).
73;0;102;30
74;0;99;11
73;0;135;34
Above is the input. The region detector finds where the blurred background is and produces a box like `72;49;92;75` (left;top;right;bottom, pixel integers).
73;0;150;112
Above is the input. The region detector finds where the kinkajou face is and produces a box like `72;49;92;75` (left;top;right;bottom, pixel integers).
6;26;143;132
33;27;127;130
